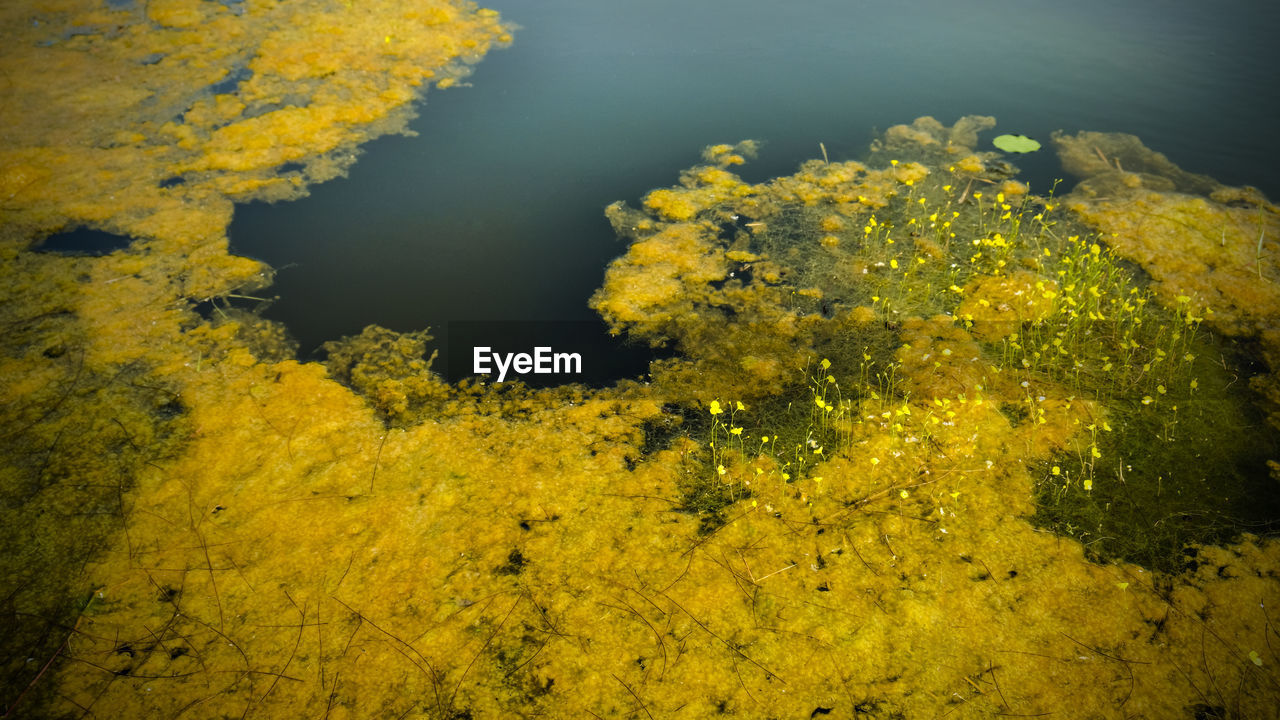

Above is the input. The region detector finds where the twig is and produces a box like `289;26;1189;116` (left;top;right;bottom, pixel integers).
612;673;655;720
657;590;783;683
2;620;75;719
448;596;521;711
368;433;388;494
986;661;1009;710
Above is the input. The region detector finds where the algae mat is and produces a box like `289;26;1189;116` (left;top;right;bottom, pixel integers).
2;3;1279;718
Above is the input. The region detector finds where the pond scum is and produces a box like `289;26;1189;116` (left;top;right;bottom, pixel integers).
2;6;1280;720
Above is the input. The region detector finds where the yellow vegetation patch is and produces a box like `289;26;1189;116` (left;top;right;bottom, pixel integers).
957;270;1059;341
1070;190;1280;338
0;0;513;243
3;31;1279;713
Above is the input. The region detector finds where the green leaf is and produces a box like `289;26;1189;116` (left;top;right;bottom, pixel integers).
992;134;1041;153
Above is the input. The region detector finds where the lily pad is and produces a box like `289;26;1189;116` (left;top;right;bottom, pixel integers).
992;133;1041;153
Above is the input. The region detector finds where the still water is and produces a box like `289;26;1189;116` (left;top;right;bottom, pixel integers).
228;0;1280;362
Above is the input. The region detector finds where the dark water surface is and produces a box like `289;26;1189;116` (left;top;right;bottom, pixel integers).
228;0;1280;366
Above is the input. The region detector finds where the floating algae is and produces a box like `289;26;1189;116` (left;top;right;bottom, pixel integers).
2;6;1280;715
592;116;1280;574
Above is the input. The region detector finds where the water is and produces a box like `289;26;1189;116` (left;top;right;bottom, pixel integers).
228;0;1280;362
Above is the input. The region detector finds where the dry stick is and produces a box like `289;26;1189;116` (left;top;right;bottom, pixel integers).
503;639;548;682
5;347;84;444
330;596;443;710
323;670;341;720
316;596;327;690
611;597;669;679
612;673;656;720
1059;631;1139;707
717;549;757;599
448;595;522;712
368;433;388;494
332;552;356;594
1257;222;1267;281
731;656;761;706
522;583;572;640
830;464;968;526
986;660;1010;710
657;590;783;683
841;531;881;576
194;527;225;632
1200;623;1228;711
180;613;258;719
254;590;307;708
1;619;76;719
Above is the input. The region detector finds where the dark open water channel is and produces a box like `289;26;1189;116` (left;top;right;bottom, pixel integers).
226;0;1280;380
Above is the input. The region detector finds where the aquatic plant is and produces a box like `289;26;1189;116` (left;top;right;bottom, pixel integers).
593;117;1280;580
992;133;1042;153
4;76;1280;720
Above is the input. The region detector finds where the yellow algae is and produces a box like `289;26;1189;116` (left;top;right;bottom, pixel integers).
1053;129;1225;197
999;179;1029;197
957;270;1059;341
1069;188;1280;339
322;325;451;426
2;72;1280;719
146;0;206;29
0;0;513;242
591;221;728;331
879;114;996;151
955;153;986;174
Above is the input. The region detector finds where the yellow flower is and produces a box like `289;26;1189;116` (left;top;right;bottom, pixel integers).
1084;479;1093;491
730;427;743;436
709;400;723;415
736;400;746;411
717;464;727;475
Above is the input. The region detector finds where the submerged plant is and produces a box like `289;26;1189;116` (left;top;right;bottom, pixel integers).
598;118;1280;575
